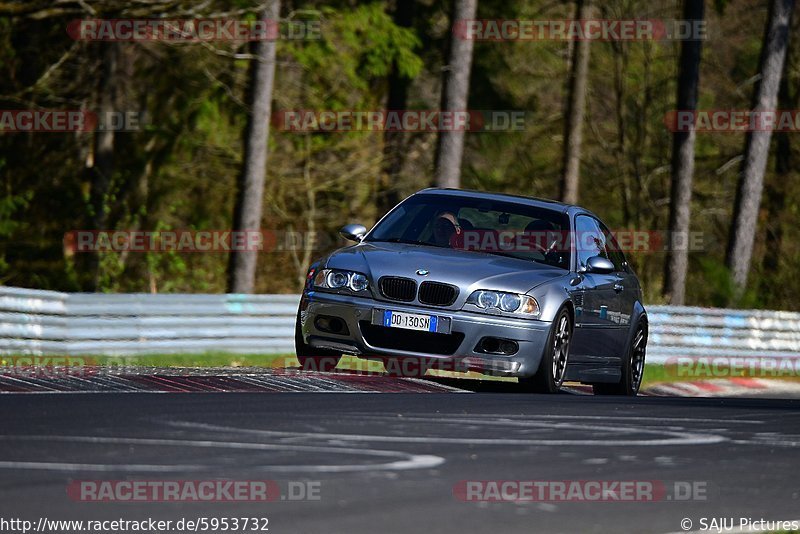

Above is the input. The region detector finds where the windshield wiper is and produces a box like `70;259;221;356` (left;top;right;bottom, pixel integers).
376;237;442;247
481;250;565;269
479;250;528;260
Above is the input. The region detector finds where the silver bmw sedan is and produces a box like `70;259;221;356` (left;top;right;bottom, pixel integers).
295;188;648;395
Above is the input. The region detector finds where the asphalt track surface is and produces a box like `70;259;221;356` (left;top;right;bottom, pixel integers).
1;371;799;534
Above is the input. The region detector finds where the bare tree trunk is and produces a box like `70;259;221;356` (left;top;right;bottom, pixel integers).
88;42;118;290
761;40;796;282
227;0;280;294
378;0;415;215
663;0;705;305
612;41;632;227
726;0;794;291
559;0;592;205
434;0;478;189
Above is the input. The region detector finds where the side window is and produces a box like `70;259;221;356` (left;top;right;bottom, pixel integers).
575;215;607;270
597;220;627;272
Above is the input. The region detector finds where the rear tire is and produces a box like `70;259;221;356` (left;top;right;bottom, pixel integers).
294;308;341;372
519;307;572;394
593;319;647;396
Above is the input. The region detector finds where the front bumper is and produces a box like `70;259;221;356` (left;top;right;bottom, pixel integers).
299;291;552;377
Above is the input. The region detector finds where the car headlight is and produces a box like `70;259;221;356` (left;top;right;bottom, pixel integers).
467;290;540;317
349;273;369;291
314;269;370;292
326;270;349;288
499;293;522;312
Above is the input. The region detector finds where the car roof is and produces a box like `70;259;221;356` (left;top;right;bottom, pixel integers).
414;188;598;218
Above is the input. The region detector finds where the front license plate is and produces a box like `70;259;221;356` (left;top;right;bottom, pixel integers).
383;310;438;333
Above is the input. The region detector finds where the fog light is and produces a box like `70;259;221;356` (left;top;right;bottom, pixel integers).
314;315;349;335
499;340;518;354
476;337;519;356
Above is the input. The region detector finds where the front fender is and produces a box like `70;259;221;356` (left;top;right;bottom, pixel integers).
528;274;575;322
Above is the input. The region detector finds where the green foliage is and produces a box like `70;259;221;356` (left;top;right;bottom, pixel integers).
284;3;422;108
0;189;33;276
334;3;423;80
1;0;798;311
691;257;760;309
0;164;27;235
713;0;731;15
0;161;32;275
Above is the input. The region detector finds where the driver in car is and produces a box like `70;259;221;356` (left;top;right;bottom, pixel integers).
524;219;565;267
432;212;463;248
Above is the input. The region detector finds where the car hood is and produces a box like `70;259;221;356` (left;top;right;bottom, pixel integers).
324;241;567;299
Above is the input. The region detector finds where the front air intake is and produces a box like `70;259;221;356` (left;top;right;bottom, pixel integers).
379;277;417;302
418;281;458;306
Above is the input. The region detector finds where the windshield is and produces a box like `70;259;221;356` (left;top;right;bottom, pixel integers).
366;194;571;269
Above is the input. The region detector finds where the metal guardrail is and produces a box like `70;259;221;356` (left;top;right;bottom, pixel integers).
0;286;299;356
646;306;800;363
2;285;799;364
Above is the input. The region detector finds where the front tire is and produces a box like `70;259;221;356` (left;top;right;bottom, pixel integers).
294;308;342;372
593;320;647;396
519;307;572;393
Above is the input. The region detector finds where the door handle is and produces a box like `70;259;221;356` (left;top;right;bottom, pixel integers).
613;283;624;293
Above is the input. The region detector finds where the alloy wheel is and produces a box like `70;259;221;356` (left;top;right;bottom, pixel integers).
551;314;570;385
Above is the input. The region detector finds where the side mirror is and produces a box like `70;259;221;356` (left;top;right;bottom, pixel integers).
585;255;615;274
339;223;367;242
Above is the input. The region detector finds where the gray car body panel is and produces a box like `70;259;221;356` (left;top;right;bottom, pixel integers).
299;188;648;383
